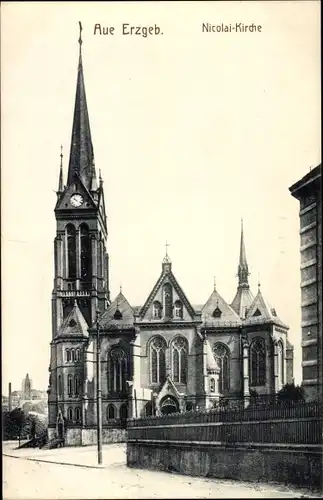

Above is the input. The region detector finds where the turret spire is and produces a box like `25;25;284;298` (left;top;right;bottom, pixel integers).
238;218;249;287
67;22;96;191
57;145;64;194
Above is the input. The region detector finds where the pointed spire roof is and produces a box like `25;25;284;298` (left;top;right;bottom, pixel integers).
238;219;249;286
206;339;220;374
67;24;96;191
245;285;288;328
57;299;89;337
57;145;64;193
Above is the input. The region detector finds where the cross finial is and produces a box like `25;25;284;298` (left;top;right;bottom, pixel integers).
60;144;63;165
120;284;122;294
213;276;216;291
78;21;83;53
165;240;170;257
258;273;261;290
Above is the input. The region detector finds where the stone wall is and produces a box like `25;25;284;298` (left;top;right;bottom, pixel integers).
127;441;322;489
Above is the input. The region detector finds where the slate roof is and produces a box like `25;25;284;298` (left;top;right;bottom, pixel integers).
231;286;254;319
244;287;288;328
202;289;242;327
57;300;89;338
99;292;135;330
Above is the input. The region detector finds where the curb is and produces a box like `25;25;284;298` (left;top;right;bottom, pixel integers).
3;453;107;470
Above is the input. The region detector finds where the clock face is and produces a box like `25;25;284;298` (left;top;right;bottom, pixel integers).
70;194;84;207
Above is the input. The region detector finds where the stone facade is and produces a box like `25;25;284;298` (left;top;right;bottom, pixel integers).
47;34;294;446
290;164;322;400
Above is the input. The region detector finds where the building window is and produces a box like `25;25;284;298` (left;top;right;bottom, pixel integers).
108;348;128;393
213;307;222;318
67;407;73;421
150;336;167;384
277;341;284;388
186;402;193;412
250;337;266;386
210;378;215;393
58;375;63;397
71;349;75;362
163;283;173;318
171;336;188;383
113;308;123;320
144;402;153;416
66;349;71;362
66;224;76;279
80;224;92;282
68;374;73;397
253;308;262;317
152;301;162;319
107;404;115;420
75;407;81;422
213;343;230;395
74;375;80;396
174;300;183;319
75;349;81;362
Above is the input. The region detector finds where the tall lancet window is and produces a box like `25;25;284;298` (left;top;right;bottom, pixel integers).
171;336;188;383
66;224;76;279
150;336;166;384
213;343;230;395
163;283;173;318
250;337;266;386
108;348;128;393
80;224;92;282
277;341;284;388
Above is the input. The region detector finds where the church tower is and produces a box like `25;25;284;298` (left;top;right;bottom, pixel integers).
48;25;110;441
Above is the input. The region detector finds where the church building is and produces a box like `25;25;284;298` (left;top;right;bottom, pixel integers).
47;31;294;446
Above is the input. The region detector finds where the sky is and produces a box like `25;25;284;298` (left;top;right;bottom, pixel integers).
1;1;321;394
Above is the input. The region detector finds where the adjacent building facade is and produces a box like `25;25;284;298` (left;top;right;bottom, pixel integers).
289;164;322;401
47;34;294;446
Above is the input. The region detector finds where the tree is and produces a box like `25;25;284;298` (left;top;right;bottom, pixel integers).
277;383;305;404
6;408;26;445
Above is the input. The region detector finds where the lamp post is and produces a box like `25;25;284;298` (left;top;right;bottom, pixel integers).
96;309;103;465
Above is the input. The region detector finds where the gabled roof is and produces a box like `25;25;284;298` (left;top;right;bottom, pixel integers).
231;287;254;319
244;287;288;328
202;289;242;327
99;292;135;330
139;262;197;319
57;300;89;338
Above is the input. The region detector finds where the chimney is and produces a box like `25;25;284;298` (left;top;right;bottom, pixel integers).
8;382;12;412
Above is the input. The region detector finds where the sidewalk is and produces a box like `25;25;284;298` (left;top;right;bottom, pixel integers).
3;441;125;469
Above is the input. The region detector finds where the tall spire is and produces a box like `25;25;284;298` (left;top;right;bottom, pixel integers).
238;218;249;287
57;145;64;193
67;22;96;191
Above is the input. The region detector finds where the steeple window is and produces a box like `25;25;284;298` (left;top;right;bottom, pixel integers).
80;224;92;283
66;224;76;279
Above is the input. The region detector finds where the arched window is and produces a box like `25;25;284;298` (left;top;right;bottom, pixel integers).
80;224;92;282
107;404;115;420
66;349;71;362
171;336;188;383
75;349;81;362
186;402;193;412
74;375;80;396
210;378;215;393
150;336;167;384
277;341;284;388
71;349;75;362
75;407;81;421
250;337;266;386
163;283;173;318
174;300;183;319
67;407;73;421
68;374;73;397
108;348;128;393
152;301;162;319
58;375;63;397
66;224;76;279
120;403;128;427
213;343;230;395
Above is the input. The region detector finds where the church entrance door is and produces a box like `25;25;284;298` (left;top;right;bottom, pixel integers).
160;395;179;415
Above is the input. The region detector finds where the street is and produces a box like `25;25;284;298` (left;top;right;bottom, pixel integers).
2;442;318;499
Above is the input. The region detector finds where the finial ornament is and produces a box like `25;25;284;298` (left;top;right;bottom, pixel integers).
60;145;63;166
258;273;261;290
78;21;83;52
120;285;122;294
165;240;170;258
213;276;216;291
